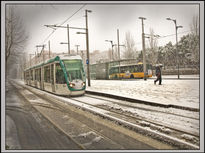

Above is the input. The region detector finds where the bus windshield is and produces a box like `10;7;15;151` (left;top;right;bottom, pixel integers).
63;60;85;82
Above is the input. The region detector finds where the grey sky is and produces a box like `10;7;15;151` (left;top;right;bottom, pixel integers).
7;2;200;54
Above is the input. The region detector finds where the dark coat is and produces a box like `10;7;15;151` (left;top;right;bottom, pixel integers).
156;67;161;78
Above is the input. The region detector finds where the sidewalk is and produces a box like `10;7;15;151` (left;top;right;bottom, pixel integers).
86;75;200;110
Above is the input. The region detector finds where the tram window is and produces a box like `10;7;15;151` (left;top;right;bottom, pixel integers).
55;63;66;84
31;70;33;80
67;70;82;81
39;69;41;81
35;69;38;81
44;66;50;83
35;68;40;81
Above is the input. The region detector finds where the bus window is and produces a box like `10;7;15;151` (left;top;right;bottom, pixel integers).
120;67;124;73
138;64;143;72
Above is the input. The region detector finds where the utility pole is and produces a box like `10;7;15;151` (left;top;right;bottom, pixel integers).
29;54;32;67
48;40;51;58
117;29;120;60
75;45;80;55
85;9;92;86
42;45;45;62
139;17;147;80
36;46;39;64
35;52;37;64
117;29;121;79
116;29;126;79
67;24;70;54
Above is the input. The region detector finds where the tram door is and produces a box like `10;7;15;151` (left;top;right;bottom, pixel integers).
51;64;55;92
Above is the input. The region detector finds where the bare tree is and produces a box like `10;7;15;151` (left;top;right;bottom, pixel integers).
123;31;136;59
147;28;158;66
5;5;28;77
190;14;199;36
188;15;199;70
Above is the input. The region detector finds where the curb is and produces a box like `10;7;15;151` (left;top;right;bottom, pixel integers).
85;90;199;112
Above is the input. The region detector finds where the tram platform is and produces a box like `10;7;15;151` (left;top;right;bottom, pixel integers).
86;75;200;111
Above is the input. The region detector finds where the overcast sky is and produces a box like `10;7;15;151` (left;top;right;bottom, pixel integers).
7;2;200;55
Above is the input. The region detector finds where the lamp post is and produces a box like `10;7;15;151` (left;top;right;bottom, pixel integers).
144;34;160;67
139;17;147;80
166;18;183;79
105;40;115;60
77;9;92;86
45;24;85;55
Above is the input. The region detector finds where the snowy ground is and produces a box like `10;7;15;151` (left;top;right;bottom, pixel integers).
86;75;200;109
11;79;200;148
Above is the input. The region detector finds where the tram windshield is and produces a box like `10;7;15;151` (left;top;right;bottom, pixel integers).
63;60;85;82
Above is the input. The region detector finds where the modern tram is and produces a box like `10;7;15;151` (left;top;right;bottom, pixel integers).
24;54;86;96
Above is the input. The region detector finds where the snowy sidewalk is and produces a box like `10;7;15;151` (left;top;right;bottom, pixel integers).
86;76;200;110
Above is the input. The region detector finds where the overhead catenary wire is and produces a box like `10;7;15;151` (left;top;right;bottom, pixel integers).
135;29;196;46
59;4;86;26
40;4;86;46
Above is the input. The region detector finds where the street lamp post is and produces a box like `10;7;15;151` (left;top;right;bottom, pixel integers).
85;9;92;86
139;17;147;80
144;34;160;67
166;18;183;79
105;40;115;60
60;42;69;53
45;24;85;55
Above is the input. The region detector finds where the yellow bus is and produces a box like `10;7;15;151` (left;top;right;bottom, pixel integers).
109;62;152;79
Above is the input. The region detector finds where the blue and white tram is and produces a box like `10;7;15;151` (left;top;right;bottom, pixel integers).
24;54;86;96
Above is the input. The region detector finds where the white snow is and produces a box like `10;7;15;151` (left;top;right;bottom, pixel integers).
86;75;200;109
11;78;200;148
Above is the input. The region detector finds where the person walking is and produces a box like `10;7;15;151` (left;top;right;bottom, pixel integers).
154;65;162;85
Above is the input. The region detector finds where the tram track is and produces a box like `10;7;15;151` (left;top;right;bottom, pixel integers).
70;95;199;142
8;81;85;150
10;81;164;150
85;94;199;120
10;80;199;149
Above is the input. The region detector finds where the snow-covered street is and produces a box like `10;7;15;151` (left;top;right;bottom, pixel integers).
9;79;201;149
86;75;200;109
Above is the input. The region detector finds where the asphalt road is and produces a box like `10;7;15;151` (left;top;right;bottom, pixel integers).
5;82;81;150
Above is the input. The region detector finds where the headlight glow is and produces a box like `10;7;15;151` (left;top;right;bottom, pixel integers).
69;83;75;88
82;82;85;86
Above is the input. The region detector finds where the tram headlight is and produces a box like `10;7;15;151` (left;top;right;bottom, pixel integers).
82;82;85;86
69;83;75;88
